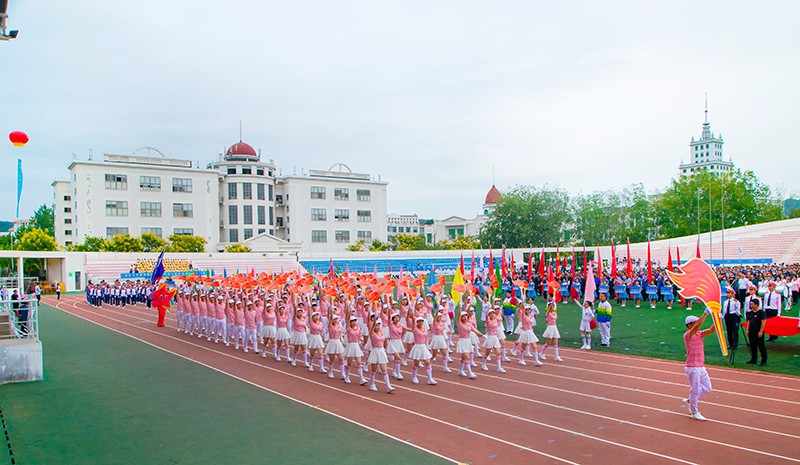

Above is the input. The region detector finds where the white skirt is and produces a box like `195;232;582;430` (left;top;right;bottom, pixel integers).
518;329;538;344
344;341;364;358
363;338;372;351
429;334;448;350
325;338;345;355
275;327;291;341
408;343;432;360
402;331;415;344
260;325;277;339
542;325;560;339
386;338;405;355
514;322;523;335
498;330;507;341
290;331;308;346
456;337;473;354
307;333;325;350
367;347;389;364
469;332;480;346
579;320;593;332
382;326;390;338
483;335;501;349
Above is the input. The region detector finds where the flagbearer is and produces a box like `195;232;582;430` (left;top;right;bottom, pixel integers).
683;308;715;421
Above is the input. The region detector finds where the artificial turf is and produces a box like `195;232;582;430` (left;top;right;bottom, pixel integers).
0;305;451;465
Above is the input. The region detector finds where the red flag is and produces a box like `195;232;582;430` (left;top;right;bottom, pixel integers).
527;248;533;282
489;249;494;273
626;238;632;278
329;258;334;274
547;260;554;284
501;247;507;278
676;246;682;267
510;252;516;279
571;247;576;281
538;249;545;276
596;247;603;278
696;235;701;259
470;250;475;278
667;245;674;272
647;240;653;284
611;239;617;279
459;253;465;275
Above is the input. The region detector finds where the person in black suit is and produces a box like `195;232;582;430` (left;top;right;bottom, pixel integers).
745;297;767;366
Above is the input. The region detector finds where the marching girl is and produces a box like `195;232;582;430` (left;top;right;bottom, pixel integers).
254;297;264;341
408;316;437;385
325;314;346;379
274;304;292;362
538;300;564;362
214;294;226;344
175;289;186;333
243;301;259;353
401;301;423;365
224;295;235;347
318;297;330;339
199;292;211;340
517;302;543;365
456;310;483;378
189;292;200;336
366;316;395;393
386;312;407;380
307;309;327;373
466;305;481;366
577;299;595;350
261;303;278;359
232;300;246;350
429;309;452;373
290;303;309;368
343;313;368;385
481;307;506;373
355;297;369;347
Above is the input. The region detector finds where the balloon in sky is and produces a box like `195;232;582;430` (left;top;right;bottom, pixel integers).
9;131;28;147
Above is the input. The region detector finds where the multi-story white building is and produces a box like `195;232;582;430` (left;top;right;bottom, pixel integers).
274;163;388;253
55;151;221;248
679;100;734;177
387;214;422;237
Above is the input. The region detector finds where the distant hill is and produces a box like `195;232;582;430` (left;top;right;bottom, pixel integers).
0;221;12;233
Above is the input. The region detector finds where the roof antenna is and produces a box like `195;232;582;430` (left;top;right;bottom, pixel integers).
239;120;243;142
492;165;495;186
704;92;708;123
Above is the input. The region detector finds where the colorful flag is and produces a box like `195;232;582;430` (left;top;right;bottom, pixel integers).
667;245;674;272
570;246;576;282
677;246;682;266
510;252;515;279
647;240;653;283
501;247;507;278
626;238;632;278
610;239;617;279
149;246;166;285
696;236;701;259
583;244;588;279
451;267;464;305
527;248;533;282
494;261;503;298
584;264;597;304
538;248;545;276
596;247;602;278
470;250;475;279
489;249;494;273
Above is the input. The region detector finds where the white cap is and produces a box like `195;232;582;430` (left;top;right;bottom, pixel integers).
685;315;699;325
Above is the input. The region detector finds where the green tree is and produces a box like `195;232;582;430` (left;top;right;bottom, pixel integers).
790;208;800;219
167;234;206;253
654;169;783;239
70;236;107;252
104;234;144;252
30;204;55;237
479;185;571;248
368;239;393;251
434;235;480;250
572;184;653;245
141;232;166;252
391;234;428;251
346;239;367;252
225;243;252;253
15;228;59;251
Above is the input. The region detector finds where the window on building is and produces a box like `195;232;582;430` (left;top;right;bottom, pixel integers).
228;183;237;199
106;227;129;238
105;174;128;190
311;208;327;221
243;228;253;240
173;228;193;236
242;182;252;200
243;205;253;225
242;167;252;175
257;205;266;225
258;228;266;234
256;168;264;176
140;202;162;217
357;230;372;241
141;227;162;238
140;176;161;191
357;189;371;202
65;230;73;236
269;206;274;225
335;230;350;243
268;184;273;201
227;167;236;175
229;229;239;242
64;207;71;213
105;200;128;216
64;218;72;224
173;203;193;218
357;210;371;223
334;209;350;221
228;205;238;225
310;186;326;199
64;195;71;201
257;183;265;200
311;230;327;243
334;188;349;200
172;178;193;193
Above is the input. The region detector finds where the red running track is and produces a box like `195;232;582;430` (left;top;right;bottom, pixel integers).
47;295;800;465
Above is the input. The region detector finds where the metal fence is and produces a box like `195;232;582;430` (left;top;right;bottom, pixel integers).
0;297;39;341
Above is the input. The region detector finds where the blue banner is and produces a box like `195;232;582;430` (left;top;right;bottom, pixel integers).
16;158;22;218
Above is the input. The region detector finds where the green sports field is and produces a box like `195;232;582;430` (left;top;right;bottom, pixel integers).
0;305;451;465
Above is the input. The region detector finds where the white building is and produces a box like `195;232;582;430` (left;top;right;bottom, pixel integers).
275;163;388;253
55;151;221;248
679;100;734;177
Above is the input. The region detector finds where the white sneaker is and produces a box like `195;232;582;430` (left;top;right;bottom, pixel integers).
534;360;544;366
412;377;419;384
427;379;437;385
369;384;378;392
497;367;506;374
344;377;351;384
470;361;478;367
244;348;249;353
518;360;527;366
291;360;296;367
308;366;314;372
481;365;488;371
443;368;452;373
359;379;368;386
327;371;335;379
584;346;591;351
458;371;467;377
469;373;477;379
502;357;511;362
510;348;517;356
539;353;547;360
691;412;707;421
555;356;564;362
402;360;408;366
320;368;328;374
387;386;395;393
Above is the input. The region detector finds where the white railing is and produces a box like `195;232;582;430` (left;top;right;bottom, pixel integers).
0;297;39;341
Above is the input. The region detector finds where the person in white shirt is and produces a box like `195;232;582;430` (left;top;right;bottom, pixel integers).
763;281;782;342
736;272;750;305
720;287;741;350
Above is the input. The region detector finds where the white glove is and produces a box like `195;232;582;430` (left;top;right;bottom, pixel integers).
704;307;712;316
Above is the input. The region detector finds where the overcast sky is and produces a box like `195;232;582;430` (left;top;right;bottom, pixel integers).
2;1;798;221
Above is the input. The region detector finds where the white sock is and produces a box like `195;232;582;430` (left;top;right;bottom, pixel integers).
383;373;393;391
533;350;540;362
554;346;560;358
496;358;502;370
426;366;434;382
586;335;591;346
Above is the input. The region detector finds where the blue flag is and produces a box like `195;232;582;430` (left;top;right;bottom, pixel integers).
428;264;436;287
150;247;166;284
16;159;23;219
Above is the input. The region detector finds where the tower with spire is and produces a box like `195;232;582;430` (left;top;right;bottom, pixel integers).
679;95;734;177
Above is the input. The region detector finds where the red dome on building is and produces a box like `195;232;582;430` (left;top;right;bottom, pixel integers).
484;185;501;205
226;141;257;157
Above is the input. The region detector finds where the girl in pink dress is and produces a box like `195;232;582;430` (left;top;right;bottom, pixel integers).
224;296;235;347
274;305;292;362
189;293;200;336
175;289;186;333
366;318;394;393
343;315;368;385
214;294;226;344
325;314;345;380
481;308;506;373
539;300;564;362
456;311;483;378
261;303;277;359
386;312;407;380
429;310;451;373
516;302;542;366
408;317;437;385
232;300;246;350
243;301;259;353
401;302;423;365
307;311;327;373
290;305;309;367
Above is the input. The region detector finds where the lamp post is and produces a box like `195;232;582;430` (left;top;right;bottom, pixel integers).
721;182;726;267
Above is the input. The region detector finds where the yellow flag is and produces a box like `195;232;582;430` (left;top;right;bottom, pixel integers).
451;267;464;305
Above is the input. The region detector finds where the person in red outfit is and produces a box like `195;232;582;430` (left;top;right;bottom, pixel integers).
151;283;177;327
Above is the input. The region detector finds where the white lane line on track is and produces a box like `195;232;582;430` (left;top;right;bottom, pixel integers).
65;302;800;465
53;301;581;465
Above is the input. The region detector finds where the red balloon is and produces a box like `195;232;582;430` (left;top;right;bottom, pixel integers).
9;131;28;147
